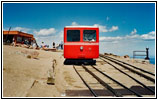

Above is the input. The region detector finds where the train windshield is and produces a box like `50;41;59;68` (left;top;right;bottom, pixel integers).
67;30;80;42
83;30;96;42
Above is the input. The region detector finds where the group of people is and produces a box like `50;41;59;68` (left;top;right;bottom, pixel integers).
8;37;63;51
40;41;63;50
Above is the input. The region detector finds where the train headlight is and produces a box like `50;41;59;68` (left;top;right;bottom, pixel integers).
80;46;83;51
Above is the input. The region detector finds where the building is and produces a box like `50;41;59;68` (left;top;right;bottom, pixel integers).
3;31;35;45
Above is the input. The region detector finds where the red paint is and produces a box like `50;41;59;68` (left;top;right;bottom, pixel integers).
64;27;99;59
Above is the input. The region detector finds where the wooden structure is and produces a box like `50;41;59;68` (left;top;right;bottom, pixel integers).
3;31;35;45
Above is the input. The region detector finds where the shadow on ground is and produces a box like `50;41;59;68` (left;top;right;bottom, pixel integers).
66;86;155;96
64;59;96;65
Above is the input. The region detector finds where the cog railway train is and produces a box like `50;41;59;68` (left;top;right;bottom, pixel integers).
64;26;99;64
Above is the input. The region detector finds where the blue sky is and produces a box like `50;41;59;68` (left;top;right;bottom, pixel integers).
3;3;155;57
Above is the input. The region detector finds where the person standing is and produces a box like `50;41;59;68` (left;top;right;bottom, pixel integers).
60;41;63;50
12;37;16;46
32;40;37;49
41;42;45;48
53;42;55;48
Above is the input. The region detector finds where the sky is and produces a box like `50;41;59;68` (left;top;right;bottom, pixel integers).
3;3;156;57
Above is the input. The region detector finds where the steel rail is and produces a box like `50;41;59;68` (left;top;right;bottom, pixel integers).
82;65;123;97
100;57;155;94
73;65;98;97
100;55;155;83
100;54;155;76
91;65;142;97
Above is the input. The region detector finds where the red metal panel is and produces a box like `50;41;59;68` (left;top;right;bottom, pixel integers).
64;27;99;59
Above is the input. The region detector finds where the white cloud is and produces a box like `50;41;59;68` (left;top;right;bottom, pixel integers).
109;26;119;32
100;36;123;42
124;34;139;39
93;24;108;32
100;31;155;42
140;31;155;40
71;22;79;26
34;28;56;36
94;25;118;32
148;31;155;35
12;27;30;33
131;28;137;35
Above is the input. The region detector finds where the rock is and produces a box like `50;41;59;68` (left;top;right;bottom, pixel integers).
104;53;109;55
113;55;118;57
47;77;55;85
109;53;113;55
27;55;31;59
123;55;129;58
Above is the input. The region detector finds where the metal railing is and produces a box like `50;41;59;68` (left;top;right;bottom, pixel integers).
133;48;149;60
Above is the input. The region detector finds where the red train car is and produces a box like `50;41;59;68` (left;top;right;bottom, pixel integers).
64;26;99;64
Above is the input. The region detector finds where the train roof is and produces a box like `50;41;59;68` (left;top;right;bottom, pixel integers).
65;26;99;28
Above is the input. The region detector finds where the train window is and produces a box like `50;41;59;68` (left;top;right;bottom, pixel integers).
83;30;96;42
67;30;80;42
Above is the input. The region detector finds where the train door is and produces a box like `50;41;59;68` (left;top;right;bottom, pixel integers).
78;29;85;58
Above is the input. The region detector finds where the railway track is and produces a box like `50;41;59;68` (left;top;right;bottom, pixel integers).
100;54;155;76
70;54;155;97
99;54;155;83
73;65;143;97
99;54;155;94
